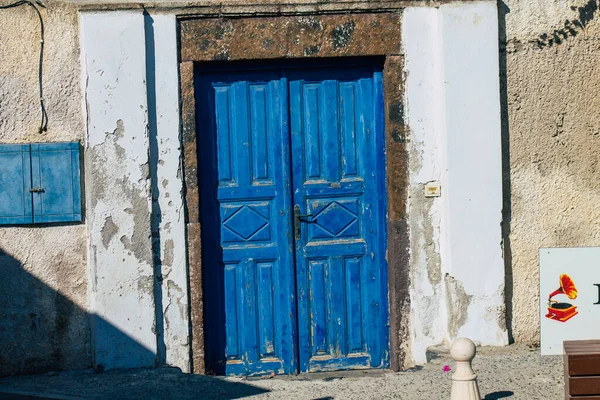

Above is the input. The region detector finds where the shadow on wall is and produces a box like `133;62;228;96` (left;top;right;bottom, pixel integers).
497;0;514;344
0;247;153;375
484;391;514;399
0;247;270;398
0;246;91;376
536;0;598;48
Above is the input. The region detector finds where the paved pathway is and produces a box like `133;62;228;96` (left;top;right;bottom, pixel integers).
0;344;562;399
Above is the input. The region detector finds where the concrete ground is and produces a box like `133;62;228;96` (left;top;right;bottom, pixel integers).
0;344;562;400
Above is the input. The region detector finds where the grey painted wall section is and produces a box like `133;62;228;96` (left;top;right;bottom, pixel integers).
81;11;157;369
500;0;600;344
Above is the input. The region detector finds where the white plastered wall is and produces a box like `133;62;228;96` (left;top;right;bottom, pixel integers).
81;10;156;369
80;10;189;371
403;1;508;364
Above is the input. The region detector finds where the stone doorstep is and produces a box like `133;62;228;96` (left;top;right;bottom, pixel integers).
243;368;388;382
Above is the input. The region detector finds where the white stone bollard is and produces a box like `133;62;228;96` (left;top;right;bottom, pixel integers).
450;337;482;400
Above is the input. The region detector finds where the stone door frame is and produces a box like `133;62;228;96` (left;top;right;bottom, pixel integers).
178;12;411;373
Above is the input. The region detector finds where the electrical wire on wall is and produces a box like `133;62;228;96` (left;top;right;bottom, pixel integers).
0;0;47;133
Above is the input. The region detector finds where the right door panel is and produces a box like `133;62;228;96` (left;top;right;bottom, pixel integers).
288;67;389;372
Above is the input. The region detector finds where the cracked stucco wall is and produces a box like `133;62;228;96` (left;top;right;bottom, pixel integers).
0;3;90;375
501;0;600;343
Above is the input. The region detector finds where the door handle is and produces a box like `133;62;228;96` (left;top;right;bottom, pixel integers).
294;204;315;240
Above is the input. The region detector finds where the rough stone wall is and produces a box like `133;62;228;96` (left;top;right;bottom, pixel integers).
501;0;600;343
0;3;90;374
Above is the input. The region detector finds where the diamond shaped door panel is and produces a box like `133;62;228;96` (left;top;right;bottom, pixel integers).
307;198;360;240
221;203;271;243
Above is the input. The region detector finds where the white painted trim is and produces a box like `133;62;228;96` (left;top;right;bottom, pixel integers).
79;3;507;371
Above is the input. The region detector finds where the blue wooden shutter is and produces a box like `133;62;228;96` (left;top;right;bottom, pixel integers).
30;142;82;223
0;144;33;225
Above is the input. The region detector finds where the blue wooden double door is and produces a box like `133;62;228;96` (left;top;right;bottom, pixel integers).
197;62;389;375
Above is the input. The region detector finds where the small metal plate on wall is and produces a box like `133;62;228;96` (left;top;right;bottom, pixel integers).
424;181;441;197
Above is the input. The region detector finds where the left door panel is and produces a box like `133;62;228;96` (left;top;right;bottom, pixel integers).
196;70;296;375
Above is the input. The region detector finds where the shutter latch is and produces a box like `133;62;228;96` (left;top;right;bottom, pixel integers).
29;187;45;193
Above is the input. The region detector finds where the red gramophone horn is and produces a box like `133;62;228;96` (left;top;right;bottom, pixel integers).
549;274;578;300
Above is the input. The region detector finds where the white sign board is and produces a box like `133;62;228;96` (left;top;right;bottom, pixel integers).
540;247;600;355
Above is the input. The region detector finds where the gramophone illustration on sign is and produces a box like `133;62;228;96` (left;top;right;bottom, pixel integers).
545;274;578;322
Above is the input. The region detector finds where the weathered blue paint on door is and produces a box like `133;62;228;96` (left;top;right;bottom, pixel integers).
198;63;388;375
197;70;297;376
289;67;389;372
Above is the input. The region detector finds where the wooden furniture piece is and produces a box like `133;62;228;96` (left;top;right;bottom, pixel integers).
564;340;600;399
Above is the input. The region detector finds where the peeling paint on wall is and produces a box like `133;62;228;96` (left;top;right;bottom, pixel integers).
439;3;507;347
4;0;595;376
101;217;118;249
81;10;157;370
403;7;448;364
444;274;473;339
149;13;191;372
